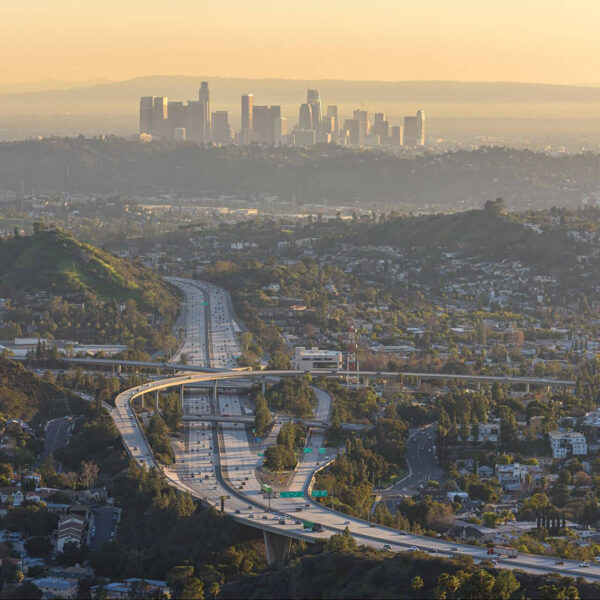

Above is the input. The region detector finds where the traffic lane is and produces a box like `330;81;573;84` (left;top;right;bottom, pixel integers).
42;417;72;459
90;506;117;551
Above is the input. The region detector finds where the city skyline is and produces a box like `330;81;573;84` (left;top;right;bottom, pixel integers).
138;82;425;147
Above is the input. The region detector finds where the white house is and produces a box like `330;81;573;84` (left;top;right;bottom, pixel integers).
549;430;588;459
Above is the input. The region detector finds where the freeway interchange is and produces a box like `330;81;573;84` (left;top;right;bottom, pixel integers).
110;278;600;579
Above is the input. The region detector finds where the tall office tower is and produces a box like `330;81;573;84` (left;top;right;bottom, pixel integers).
343;119;361;145
274;116;288;145
372;113;390;138
326;105;339;133
253;105;281;145
152;97;168;137
298;103;313;130
168;101;188;139
307;89;322;133
187;101;204;143
390;124;404;146
403;116;418;145
139;97;154;134
239;94;254;144
211;111;232;144
416;110;426;146
353;109;369;143
198;81;211;142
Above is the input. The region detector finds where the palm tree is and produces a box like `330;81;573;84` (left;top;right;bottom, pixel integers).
209;581;220;600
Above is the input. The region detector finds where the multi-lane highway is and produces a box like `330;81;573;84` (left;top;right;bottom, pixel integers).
109;278;600;580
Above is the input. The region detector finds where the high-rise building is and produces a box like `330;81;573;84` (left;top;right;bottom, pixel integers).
198;82;211;142
307;89;322;133
353;110;369;143
416;110;426;146
403;116;418;146
139;97;153;134
211;111;232;145
151;97;168;137
372;113;390;138
186;101;204;143
168;101;188;136
241;94;254;135
326;105;339;133
253;105;281;145
274;117;288;145
298;103;313;130
390;124;404;146
343;119;361;145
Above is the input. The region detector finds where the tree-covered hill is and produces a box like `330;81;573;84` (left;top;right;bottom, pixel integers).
1;138;600;209
0;357;85;423
0;228;177;315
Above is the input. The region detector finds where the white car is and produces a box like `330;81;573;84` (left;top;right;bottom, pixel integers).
579;562;590;568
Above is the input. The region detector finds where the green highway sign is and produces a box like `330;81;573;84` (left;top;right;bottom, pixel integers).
257;453;264;457
311;490;328;497
201;301;208;306
280;491;303;498
303;447;313;453
318;447;326;454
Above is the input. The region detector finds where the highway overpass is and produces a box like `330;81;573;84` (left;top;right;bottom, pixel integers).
15;355;576;390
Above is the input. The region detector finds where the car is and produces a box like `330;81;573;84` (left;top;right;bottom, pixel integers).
451;546;458;551
247;505;253;509
555;560;564;565
343;520;350;525
279;519;286;525
295;507;302;512
579;562;590;568
369;522;375;527
262;516;269;520
407;546;418;551
382;544;392;550
428;548;438;553
249;514;255;518
235;509;241;514
295;520;302;525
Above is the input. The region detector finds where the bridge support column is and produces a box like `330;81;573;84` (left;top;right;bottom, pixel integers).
180;385;185;409
476;381;481;390
263;530;291;565
415;377;421;389
525;383;530;394
141;394;145;409
155;390;160;411
213;380;218;401
261;377;266;395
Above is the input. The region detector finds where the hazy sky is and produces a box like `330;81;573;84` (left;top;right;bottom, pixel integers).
3;0;600;85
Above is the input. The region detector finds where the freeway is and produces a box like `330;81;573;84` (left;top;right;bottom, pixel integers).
109;278;600;579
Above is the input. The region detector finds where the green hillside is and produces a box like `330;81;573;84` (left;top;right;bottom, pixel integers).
0;357;85;424
0;228;177;315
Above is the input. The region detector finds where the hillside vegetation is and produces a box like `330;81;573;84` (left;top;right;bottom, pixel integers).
0;228;175;309
0;357;85;424
0;139;598;209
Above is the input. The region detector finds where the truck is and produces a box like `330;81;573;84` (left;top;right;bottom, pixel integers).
488;546;518;558
302;521;324;532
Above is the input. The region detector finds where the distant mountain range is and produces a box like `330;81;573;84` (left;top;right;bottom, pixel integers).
4;76;600;121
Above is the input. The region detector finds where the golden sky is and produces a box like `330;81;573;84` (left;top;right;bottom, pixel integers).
2;0;599;85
